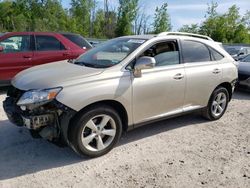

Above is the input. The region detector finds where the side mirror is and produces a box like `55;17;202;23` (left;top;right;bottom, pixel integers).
238;52;244;56
134;56;156;77
0;46;4;52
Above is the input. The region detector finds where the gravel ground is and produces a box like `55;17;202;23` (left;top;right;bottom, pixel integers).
0;89;249;188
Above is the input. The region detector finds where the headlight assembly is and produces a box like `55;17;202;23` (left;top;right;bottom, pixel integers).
17;87;62;106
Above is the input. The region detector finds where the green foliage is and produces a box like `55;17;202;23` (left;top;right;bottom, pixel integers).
153;3;171;34
0;0;249;43
115;0;139;36
0;0;71;32
70;0;93;36
182;3;250;43
179;24;200;34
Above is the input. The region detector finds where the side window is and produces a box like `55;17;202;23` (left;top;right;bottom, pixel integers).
141;41;180;66
0;35;31;53
182;40;211;63
209;47;224;61
62;34;92;49
35;35;65;51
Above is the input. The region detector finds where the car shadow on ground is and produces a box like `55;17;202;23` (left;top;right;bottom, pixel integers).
0;90;249;180
0;113;205;180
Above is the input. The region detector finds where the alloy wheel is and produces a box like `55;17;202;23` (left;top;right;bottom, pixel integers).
211;92;227;117
81;114;117;152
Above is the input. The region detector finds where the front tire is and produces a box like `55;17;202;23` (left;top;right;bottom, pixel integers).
202;87;229;120
68;105;122;158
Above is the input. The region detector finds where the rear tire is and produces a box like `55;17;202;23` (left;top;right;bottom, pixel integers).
68;105;122;158
202;87;229;121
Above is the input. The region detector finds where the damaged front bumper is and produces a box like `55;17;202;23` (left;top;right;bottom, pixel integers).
3;86;76;144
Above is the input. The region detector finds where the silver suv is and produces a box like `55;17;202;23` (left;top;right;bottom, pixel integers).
3;32;238;157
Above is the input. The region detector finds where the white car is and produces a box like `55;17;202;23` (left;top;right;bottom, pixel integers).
4;32;238;157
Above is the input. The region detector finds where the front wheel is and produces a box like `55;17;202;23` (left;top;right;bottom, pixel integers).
68;105;122;158
202;87;229;120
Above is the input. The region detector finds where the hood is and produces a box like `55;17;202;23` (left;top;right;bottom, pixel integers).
12;61;104;90
238;62;250;75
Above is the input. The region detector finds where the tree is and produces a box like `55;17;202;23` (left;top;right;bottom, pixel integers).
199;3;250;43
92;9;105;38
115;0;138;36
0;0;71;32
179;24;200;34
70;0;94;36
133;6;150;35
242;11;250;30
153;3;171;34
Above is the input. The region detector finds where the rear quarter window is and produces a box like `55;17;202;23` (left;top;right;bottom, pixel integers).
209;47;224;61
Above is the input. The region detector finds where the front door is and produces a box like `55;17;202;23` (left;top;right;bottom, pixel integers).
0;35;33;81
132;40;186;124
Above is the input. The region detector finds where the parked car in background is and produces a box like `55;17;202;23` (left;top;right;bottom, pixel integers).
223;45;250;61
238;54;250;89
3;32;238;157
87;38;107;47
0;32;92;85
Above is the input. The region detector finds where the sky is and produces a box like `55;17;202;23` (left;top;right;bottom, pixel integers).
62;0;250;31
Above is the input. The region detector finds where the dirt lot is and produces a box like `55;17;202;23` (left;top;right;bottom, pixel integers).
0;89;249;188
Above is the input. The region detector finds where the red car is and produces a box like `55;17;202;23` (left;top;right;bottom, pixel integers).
0;32;92;85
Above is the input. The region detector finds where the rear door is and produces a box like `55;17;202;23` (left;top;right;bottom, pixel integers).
32;34;71;66
181;40;223;109
0;34;33;81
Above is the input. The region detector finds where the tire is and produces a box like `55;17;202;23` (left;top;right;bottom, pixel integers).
202;87;229;121
68;105;122;158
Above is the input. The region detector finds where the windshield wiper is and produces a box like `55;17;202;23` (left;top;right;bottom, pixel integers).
74;61;110;68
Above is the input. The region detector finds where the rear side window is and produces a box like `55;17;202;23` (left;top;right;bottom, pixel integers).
209;47;224;61
62;34;92;49
182;40;211;63
0;35;31;53
35;35;65;51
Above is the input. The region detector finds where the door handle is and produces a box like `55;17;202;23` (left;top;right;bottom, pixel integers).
212;68;221;74
173;73;184;80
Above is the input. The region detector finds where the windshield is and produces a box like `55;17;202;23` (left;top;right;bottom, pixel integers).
74;37;146;68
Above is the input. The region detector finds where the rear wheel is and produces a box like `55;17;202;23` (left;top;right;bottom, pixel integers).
202;87;229;120
68;105;122;158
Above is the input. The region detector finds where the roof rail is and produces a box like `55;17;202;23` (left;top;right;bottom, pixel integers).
157;32;214;41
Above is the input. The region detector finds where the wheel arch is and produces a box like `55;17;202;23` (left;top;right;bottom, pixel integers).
216;82;233;101
68;100;129;135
